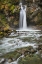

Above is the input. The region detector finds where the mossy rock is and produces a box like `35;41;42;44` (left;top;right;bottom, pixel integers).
0;32;4;38
18;54;42;64
1;50;21;60
0;46;34;59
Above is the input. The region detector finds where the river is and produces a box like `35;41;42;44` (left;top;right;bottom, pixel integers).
0;26;42;64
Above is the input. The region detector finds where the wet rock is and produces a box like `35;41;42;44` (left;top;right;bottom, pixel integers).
0;58;6;64
24;49;37;56
41;54;42;58
37;44;42;50
23;46;37;56
30;49;37;54
28;46;33;50
39;50;42;54
8;58;13;63
24;50;31;56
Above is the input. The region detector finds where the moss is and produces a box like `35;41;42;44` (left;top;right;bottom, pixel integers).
1;50;21;60
0;0;20;28
0;32;4;38
18;54;42;64
0;28;12;38
0;13;10;28
0;46;42;64
0;46;33;59
36;12;42;25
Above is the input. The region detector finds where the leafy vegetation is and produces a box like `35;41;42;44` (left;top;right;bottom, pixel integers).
0;0;19;29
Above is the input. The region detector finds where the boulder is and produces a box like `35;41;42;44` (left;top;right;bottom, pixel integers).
8;58;13;63
0;58;6;64
30;49;37;54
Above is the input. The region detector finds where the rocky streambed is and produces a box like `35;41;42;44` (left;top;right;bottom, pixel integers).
0;28;42;64
0;45;42;64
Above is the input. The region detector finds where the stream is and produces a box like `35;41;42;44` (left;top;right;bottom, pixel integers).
0;27;42;64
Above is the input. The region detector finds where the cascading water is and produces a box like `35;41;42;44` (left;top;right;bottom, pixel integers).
19;3;27;29
23;5;27;29
19;3;23;28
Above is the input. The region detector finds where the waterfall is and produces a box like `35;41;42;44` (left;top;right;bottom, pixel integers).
19;3;27;29
23;5;27;29
19;3;23;28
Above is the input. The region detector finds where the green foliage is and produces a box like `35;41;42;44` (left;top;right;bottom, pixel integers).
0;0;19;5
0;13;9;28
10;5;15;13
0;0;20;28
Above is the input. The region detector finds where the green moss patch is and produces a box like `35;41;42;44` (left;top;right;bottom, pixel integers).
18;54;42;64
